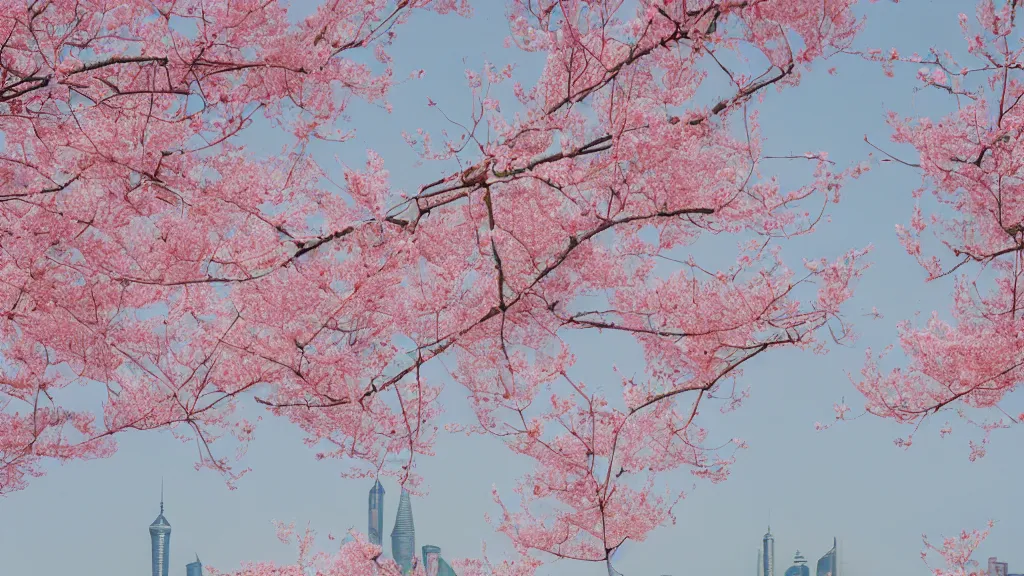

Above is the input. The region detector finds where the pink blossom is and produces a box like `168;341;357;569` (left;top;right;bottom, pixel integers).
0;0;872;573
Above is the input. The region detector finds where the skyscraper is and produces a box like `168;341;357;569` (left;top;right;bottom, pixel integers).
186;555;203;576
369;480;385;547
762;527;775;576
422;545;457;576
391;489;416;574
784;551;810;576
149;485;171;576
423;545;441;576
815;538;838;576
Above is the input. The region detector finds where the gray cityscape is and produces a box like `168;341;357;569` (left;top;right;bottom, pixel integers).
146;479;457;576
757;527;834;576
145;485;1020;576
758;528;1020;576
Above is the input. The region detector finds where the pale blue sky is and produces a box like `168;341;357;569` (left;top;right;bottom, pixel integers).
3;2;1022;576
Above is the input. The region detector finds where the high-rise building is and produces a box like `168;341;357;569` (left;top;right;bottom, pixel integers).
186;555;203;576
816;538;838;576
784;551;810;576
757;547;764;576
423;545;441;576
989;557;1009;576
149;487;171;576
762;527;775;576
422;545;457;576
369;480;385;547
391;489;416;574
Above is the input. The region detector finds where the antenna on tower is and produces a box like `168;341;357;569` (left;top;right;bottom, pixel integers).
160;477;164;514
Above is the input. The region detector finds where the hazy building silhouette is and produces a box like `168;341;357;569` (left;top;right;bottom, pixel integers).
762;527;775;576
990;558;1009;576
391;489;416;574
757;547;764;576
816;538;837;576
422;545;457;576
149;488;171;576
186;555;203;576
369;480;385;547
784;551;810;576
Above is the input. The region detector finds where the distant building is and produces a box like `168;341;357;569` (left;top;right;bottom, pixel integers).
816;538;838;576
391;489;416;574
423;544;441;576
149;489;171;576
369;480;385;547
757;547;764;576
762;528;776;576
989;558;1009;576
422;545;457;576
784;551;810;576
186;555;203;576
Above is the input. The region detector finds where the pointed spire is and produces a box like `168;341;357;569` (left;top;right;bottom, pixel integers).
150;479;171;530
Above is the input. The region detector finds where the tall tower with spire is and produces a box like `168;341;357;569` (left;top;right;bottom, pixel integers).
391;489;416;574
149;482;171;576
762;526;775;576
368;480;386;547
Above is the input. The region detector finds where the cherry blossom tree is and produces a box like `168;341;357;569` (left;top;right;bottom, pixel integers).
856;0;1024;458
1;0;868;574
849;2;1024;574
919;522;993;576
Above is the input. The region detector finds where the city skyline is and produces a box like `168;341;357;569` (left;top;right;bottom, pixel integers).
760;530;837;576
369;480;459;575
103;481;1024;576
138;478;467;575
140;479;458;576
133;476;1024;576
